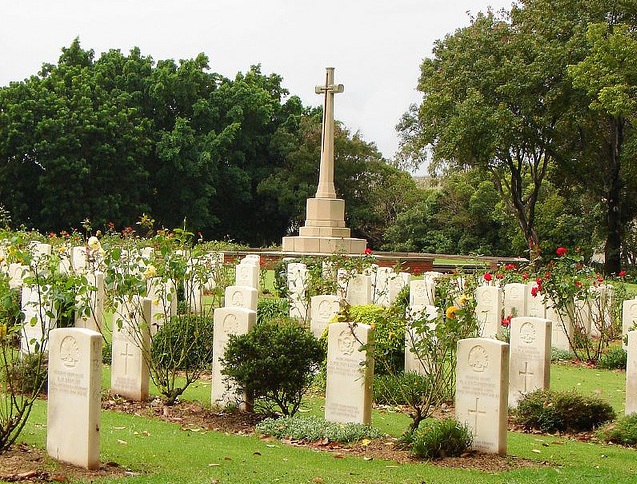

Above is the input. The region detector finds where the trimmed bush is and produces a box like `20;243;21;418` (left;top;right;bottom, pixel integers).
598;413;637;446
348;305;405;375
4;353;48;395
257;297;290;325
151;314;214;371
597;346;627;370
256;415;382;443
411;418;473;459
222;321;325;416
374;372;429;405
514;389;615;433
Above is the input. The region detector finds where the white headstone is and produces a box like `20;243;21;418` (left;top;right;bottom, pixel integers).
405;305;438;375
626;330;637;415
508;317;551;407
346;274;372;307
47;327;102;469
310;295;342;338
75;272;105;333
589;285;613;338
546;303;574;352
110;297;151;401
325;322;374;425
388;272;410;305
21;285;56;354
8;262;27;289
241;254;260;266
236;262;259;290
456;338;509;454
622;298;637;349
183;278;205;314
504;283;527;319
71;246;88;274
410;279;435;307
372;267;393;307
474;285;503;339
526;282;546;319
146;277;178;332
224;285;258;312
211;307;256;408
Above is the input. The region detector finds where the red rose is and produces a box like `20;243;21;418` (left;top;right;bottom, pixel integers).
364;247;372;255
505;263;515;271
496;273;504;279
522;273;529;280
531;286;539;297
556;247;567;257
619;270;626;277
484;272;493;282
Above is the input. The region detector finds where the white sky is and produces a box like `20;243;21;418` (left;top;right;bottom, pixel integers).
1;0;514;169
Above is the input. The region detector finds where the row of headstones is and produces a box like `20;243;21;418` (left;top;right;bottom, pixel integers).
464;282;613;351
284;262;412;323
46;313;637;470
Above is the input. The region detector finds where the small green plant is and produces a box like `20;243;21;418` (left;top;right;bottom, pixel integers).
150;314;215;404
256;415;382;443
222;321;325;416
551;347;576;362
410;418;473;459
514;389;615;433
3;352;48;395
598;413;637;446
373;372;429;406
257;297;289;325
597;346;627;370
348;304;405;375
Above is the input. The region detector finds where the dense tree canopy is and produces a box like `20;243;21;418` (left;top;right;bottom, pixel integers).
0;39;397;247
398;0;637;272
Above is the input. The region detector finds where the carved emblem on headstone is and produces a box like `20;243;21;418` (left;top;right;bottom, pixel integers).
520;322;537;344
468;345;489;372
60;336;80;369
223;314;238;334
338;329;357;356
318;300;334;319
231;291;244;307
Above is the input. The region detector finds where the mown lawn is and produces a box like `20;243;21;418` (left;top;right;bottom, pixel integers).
10;360;637;483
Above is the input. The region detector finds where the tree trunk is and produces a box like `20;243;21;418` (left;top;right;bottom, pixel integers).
604;117;624;276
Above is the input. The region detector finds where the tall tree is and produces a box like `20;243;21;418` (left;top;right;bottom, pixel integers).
397;10;556;261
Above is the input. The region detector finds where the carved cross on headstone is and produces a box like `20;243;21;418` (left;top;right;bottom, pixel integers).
519;361;535;392
468;397;487;436
314;67;344;199
121;342;135;375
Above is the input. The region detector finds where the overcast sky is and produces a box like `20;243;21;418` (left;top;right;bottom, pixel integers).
1;0;514;170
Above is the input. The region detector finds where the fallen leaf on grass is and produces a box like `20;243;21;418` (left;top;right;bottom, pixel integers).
334;453;345;459
117;440;128;445
360;439;371;447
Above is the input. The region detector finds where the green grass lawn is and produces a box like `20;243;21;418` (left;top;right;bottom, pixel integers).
11;360;637;483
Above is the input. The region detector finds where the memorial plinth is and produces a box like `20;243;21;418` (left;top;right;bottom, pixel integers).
282;67;366;255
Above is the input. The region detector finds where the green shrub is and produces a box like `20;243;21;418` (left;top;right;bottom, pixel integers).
102;340;112;365
222;321;325;416
598;413;637;446
551;347;576;362
374;372;429;405
151;314;214;371
256;415;382;443
4;352;48;395
257;298;290;325
348;305;405;375
597;346;627;370
410;418;473;460
514;389;615;433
